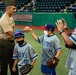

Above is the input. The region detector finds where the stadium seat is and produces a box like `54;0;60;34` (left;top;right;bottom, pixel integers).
0;0;75;12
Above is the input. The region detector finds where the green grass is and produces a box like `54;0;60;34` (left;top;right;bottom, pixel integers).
8;30;69;75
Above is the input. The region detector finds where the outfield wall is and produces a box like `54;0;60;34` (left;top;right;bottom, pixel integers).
0;12;76;28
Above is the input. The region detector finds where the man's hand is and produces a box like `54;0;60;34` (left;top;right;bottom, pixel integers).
61;18;68;29
23;26;31;32
55;18;69;31
55;19;64;31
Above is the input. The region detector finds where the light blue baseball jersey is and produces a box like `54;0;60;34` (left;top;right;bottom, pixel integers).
65;28;76;70
13;42;38;66
38;34;62;65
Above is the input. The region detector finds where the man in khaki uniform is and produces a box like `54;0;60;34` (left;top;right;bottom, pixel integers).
0;0;30;75
0;0;30;74
0;11;15;40
0;0;19;75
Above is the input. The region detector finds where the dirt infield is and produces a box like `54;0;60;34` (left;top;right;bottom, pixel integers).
16;25;58;31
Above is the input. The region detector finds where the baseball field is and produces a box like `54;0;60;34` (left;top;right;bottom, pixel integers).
8;25;69;75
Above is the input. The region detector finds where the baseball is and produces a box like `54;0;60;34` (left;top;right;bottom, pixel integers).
23;26;30;32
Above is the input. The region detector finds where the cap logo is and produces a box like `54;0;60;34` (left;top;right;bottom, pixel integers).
16;32;19;34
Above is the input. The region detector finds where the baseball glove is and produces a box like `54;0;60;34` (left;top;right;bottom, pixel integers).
46;57;60;68
20;64;34;75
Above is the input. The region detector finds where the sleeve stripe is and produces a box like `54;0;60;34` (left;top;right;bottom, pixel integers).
56;47;62;51
70;36;76;42
38;38;40;43
32;54;38;60
13;56;18;59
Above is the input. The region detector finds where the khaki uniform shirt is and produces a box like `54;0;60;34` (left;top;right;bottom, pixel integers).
0;13;15;40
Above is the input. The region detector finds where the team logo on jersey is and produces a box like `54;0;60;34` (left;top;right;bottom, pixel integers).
33;50;36;54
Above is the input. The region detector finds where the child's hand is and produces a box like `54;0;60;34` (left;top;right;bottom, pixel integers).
12;66;16;72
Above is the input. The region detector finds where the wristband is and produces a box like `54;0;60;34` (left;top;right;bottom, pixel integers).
59;30;64;34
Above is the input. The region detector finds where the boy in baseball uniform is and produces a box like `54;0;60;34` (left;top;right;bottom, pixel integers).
12;30;38;75
30;23;62;75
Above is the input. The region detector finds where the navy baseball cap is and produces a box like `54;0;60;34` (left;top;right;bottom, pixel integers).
14;30;24;39
41;23;55;32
